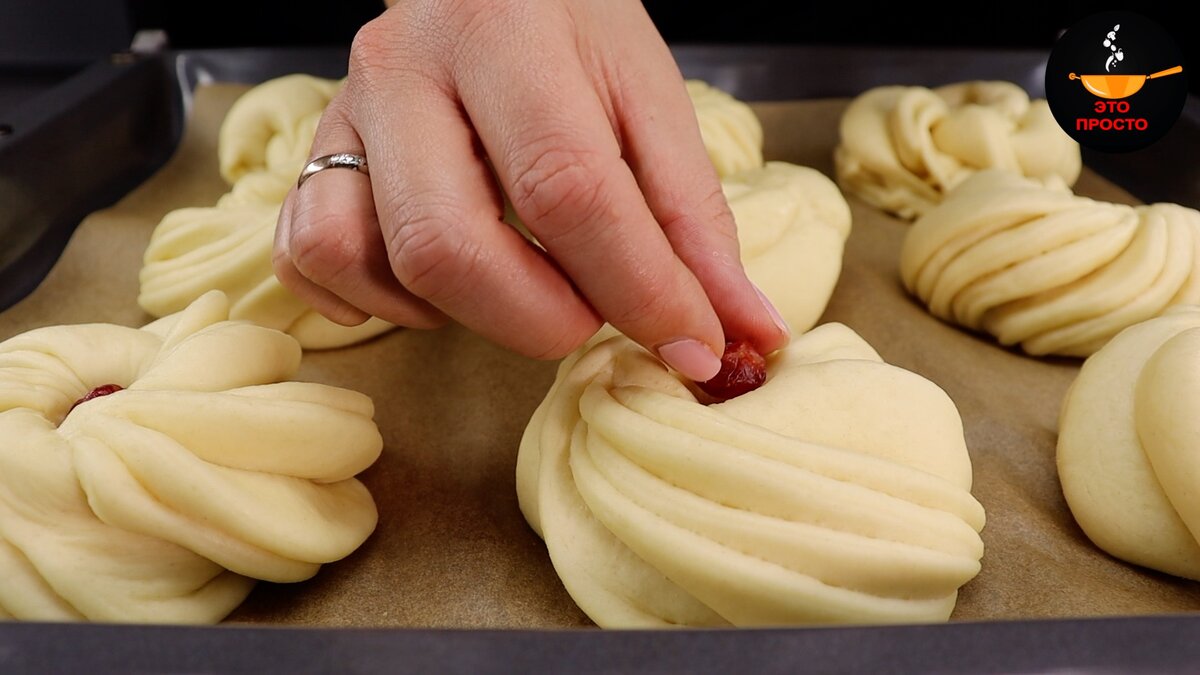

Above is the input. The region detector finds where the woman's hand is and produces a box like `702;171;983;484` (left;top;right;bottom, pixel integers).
273;0;789;381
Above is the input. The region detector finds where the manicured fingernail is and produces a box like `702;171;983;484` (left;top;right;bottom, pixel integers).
753;284;791;341
657;338;722;382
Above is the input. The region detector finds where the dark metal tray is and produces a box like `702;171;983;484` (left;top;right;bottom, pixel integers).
2;45;1199;674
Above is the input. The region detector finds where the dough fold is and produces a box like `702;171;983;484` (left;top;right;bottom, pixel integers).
835;81;1081;219
0;291;382;623
1058;307;1200;579
686;80;764;178
139;74;395;349
723;162;851;331
518;323;984;627
900;170;1200;357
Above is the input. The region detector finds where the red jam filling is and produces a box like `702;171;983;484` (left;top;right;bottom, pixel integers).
697;340;767;402
67;384;123;415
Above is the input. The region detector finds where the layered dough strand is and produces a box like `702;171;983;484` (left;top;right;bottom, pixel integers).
0;291;382;622
836;81;1081;219
1058;307;1200;580
139;74;395;349
901;170;1200;357
518;324;985;627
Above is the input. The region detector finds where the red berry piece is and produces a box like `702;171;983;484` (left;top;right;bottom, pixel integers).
68;384;124;415
697;340;767;402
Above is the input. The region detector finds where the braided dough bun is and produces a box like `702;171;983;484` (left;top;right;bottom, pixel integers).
901;170;1200;357
725;162;851;332
686;80;764;178
139;74;395;349
1058;307;1200;579
0;291;381;622
217;73;340;205
517;323;985;627
835;81;1081;219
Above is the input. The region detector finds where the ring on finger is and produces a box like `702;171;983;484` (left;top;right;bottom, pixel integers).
297;153;370;188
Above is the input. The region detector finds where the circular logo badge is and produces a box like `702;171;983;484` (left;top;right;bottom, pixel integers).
1045;11;1187;153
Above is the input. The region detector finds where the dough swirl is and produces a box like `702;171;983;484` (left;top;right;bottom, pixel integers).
139;74;394;349
0;291;381;622
901;170;1200;357
1059;307;1200;580
517;323;984;627
835;81;1081;219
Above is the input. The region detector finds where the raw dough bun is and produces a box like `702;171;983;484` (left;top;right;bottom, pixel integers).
686;80;764;178
835;81;1081;219
139;75;393;349
0;291;382;623
724;162;851;332
901;170;1200;357
139;202;393;349
218;73;340;203
1058;306;1200;579
517;323;984;627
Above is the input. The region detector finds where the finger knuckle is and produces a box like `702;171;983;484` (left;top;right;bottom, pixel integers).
349;15;445;97
348;18;395;75
528;325;591;360
509;145;612;244
609;287;670;331
667;184;738;242
694;184;739;239
658;188;742;269
387;211;477;304
288;213;361;288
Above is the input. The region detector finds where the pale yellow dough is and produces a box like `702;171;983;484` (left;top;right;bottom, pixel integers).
1058;306;1200;579
835;81;1081;219
517;323;985;627
0;291;382;623
901;170;1200;357
723;162;851;331
139;74;395;349
686;80;764;178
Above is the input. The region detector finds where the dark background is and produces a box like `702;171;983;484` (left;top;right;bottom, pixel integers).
1;1;1195;96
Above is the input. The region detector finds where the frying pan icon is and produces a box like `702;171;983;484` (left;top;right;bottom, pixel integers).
1068;65;1184;99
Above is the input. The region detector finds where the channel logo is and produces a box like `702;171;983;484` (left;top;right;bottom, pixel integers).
1046;12;1188;152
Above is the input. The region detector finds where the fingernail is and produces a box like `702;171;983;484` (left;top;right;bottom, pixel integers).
753;284;791;341
657;338;722;382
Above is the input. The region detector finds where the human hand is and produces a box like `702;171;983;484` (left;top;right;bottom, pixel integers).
273;0;790;381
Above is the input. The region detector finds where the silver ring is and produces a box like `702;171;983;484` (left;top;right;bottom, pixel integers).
297;153;369;188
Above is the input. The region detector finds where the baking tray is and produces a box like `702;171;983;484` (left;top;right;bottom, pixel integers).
2;45;1200;674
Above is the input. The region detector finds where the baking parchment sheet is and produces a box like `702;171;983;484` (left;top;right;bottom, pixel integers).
3;83;1198;627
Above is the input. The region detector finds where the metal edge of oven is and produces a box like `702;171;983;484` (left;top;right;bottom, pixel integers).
0;53;180;313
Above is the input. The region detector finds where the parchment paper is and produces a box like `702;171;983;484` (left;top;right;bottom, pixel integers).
3;83;1199;627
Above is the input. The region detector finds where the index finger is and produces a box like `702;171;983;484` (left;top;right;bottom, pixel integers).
455;9;726;381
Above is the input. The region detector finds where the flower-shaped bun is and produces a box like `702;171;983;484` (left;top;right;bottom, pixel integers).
0;291;382;623
725;162;851;332
686;80;764;178
835;81;1081;219
139;75;394;349
901;170;1200;357
517;323;984;627
1059;307;1200;579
